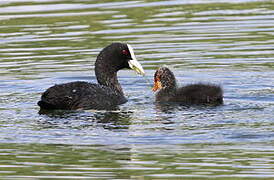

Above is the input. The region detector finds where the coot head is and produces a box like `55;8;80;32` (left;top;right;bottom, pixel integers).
96;43;145;75
152;67;176;91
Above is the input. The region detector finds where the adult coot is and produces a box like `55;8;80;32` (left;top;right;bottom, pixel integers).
38;43;145;110
152;67;223;105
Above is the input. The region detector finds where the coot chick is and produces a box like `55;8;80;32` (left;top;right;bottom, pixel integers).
38;43;145;110
152;67;223;105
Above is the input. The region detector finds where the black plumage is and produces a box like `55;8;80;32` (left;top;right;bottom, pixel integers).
153;67;223;105
38;43;144;110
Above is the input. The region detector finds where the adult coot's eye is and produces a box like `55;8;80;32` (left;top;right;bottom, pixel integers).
122;49;129;55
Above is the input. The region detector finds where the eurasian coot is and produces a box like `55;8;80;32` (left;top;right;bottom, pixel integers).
152;67;223;105
38;43;145;110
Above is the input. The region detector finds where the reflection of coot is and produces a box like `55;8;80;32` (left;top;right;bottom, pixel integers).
38;43;145;110
94;111;132;130
153;67;223;105
38;110;133;131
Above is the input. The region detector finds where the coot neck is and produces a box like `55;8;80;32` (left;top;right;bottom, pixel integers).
160;79;177;97
162;86;177;95
95;57;124;95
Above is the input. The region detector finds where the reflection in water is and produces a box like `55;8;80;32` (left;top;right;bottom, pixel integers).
93;111;132;130
0;143;132;179
0;0;274;178
154;101;223;114
154;102;190;113
153;102;226;132
38;110;133;130
1;143;273;179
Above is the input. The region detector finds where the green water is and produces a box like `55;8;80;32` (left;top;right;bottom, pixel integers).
0;0;274;179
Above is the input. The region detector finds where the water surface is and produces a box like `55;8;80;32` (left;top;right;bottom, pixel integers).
0;0;274;179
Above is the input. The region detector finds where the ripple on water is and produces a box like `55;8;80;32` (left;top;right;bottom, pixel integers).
0;0;274;179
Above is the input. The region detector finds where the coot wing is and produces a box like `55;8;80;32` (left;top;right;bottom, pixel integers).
38;81;127;110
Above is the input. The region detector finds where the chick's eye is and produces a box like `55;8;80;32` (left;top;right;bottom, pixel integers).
122;49;129;55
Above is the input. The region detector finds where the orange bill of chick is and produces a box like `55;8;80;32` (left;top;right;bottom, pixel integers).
152;76;162;92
